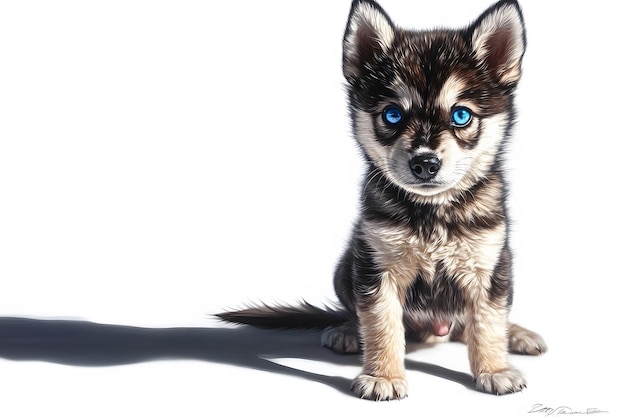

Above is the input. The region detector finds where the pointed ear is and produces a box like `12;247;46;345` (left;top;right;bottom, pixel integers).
343;0;395;81
470;0;526;84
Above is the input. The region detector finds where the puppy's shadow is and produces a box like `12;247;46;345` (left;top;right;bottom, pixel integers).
0;317;474;396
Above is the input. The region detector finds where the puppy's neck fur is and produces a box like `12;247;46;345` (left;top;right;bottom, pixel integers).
361;162;506;237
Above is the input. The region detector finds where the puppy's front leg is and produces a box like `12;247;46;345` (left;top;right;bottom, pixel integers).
466;294;527;395
351;276;408;401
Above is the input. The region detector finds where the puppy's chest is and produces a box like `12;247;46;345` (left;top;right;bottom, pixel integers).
362;219;505;287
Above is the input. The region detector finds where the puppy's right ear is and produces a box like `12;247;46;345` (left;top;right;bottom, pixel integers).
343;0;395;81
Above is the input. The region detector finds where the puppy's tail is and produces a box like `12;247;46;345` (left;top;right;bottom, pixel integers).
215;300;349;329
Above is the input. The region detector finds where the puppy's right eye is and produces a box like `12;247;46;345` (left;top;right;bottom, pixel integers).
383;106;403;125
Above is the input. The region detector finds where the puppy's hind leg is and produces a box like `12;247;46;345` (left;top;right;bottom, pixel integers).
321;321;360;354
508;322;547;355
326;245;362;354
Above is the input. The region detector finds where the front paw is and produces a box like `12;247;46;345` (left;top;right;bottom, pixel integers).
351;373;407;401
475;368;527;395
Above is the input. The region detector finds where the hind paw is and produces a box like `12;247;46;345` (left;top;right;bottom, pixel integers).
508;323;547;355
351;374;408;401
321;324;360;353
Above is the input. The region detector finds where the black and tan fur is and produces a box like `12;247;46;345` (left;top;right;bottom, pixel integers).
218;0;546;400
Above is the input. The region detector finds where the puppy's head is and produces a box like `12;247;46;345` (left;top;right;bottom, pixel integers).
343;0;525;201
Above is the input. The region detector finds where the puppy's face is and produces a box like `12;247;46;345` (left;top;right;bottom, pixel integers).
343;1;526;200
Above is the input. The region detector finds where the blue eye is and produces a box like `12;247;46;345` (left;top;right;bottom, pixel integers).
383;106;403;125
451;107;472;127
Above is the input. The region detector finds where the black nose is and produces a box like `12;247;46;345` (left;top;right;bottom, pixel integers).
409;154;441;180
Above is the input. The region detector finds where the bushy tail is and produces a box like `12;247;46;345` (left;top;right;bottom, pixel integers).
216;300;349;329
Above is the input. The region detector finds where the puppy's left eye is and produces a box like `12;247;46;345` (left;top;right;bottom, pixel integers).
451;106;472;127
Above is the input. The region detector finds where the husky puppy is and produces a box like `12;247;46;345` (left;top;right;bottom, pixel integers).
218;0;546;400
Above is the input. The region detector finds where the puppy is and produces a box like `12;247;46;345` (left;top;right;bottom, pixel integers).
218;0;546;400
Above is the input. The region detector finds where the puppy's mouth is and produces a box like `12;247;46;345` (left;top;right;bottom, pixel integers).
402;181;451;196
384;168;452;196
412;181;441;187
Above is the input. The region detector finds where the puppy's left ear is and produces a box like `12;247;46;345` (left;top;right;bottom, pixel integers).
469;0;526;84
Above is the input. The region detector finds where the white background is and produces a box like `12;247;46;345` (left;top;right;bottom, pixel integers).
0;1;623;416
